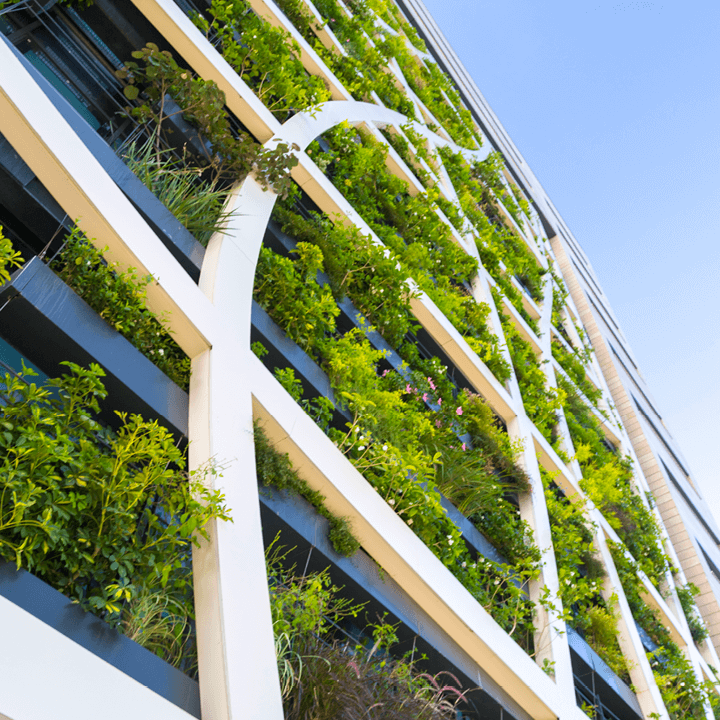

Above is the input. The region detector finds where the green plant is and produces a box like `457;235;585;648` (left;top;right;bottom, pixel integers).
51;225;190;390
542;471;629;680
495;293;563;444
677;583;709;644
120;139;233;246
255;423;359;556
551;338;603;409
121;583;193;669
611;544;718;718
273;202;420;348
559;377;672;588
116;43;298;197
251;233;539;649
0;225;24;282
308;125;510;382
193;0;331;119
0;362;231;667
436;148;545;330
254;242;340;359
267;538;470;718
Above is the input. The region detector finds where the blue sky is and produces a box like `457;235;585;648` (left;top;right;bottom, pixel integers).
418;0;720;519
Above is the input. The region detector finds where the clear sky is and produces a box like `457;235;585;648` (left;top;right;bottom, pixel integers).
417;0;720;520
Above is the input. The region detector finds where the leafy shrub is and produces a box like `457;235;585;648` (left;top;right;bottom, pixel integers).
611;545;718;719
254;241;340;358
543;472;628;680
551;338;603;408
495;293;563;444
558;376;671;587
308;125;510;382
0;362;230;668
0;225;24;281
273;202;420;348
677;583;709;644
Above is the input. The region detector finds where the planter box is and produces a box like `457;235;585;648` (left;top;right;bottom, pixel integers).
568;626;642;719
0;560;200;717
0;257;188;439
259;484;532;720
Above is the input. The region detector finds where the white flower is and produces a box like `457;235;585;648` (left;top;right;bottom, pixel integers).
448;539;454;545
158;348;165;356
389;498;395;505
382;445;388;451
358;445;365;451
461;561;467;568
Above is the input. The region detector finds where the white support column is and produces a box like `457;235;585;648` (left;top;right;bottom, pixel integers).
190;176;284;720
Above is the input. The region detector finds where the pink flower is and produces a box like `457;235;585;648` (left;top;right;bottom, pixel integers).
428;377;436;390
456;407;463;416
435;419;442;428
422;393;428;401
462;443;467;451
438;398;442;405
405;384;412;394
382;369;389;377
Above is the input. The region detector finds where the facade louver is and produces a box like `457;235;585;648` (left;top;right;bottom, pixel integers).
0;0;718;719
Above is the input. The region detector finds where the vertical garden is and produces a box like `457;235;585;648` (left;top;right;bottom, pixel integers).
0;0;717;716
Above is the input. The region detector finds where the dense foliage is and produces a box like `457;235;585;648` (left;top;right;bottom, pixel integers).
193;0;331;119
543;472;628;680
306;125;511;383
0;363;230;670
253;225;540;651
52;226;191;390
612;546;717;719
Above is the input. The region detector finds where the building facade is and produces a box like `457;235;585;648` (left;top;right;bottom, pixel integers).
0;0;718;719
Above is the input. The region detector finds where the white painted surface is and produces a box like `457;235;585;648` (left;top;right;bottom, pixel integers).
0;596;194;720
